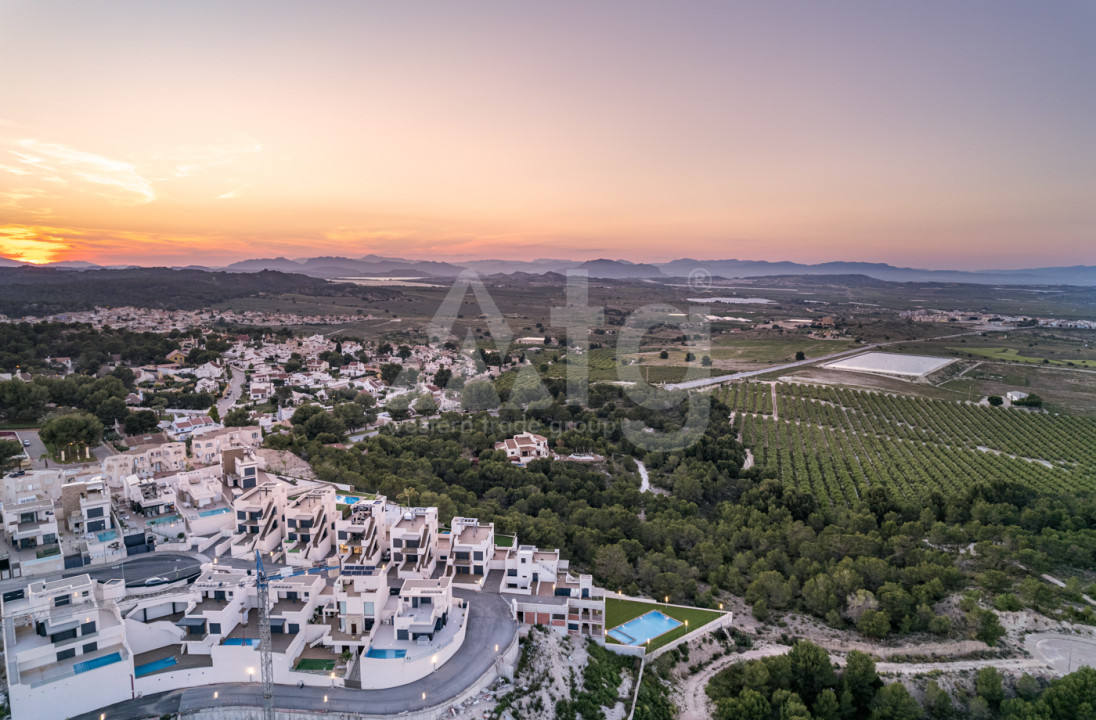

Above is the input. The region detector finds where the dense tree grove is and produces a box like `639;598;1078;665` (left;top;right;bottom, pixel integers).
703;642;1096;720
0;374;130;424
0;322;177;373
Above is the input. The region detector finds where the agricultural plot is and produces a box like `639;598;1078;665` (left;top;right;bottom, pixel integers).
722;382;1096;505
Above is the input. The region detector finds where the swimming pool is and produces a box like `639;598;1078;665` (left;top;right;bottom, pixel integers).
198;507;231;517
365;647;406;659
135;656;178;677
96;529;118;542
74;651;123;674
148;514;182;526
607;611;682;646
223;638;261;647
335;495;362;506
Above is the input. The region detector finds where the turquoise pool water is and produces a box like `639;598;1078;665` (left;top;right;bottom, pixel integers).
335;495;362;506
135;656;178;677
365;647;406;659
607;611;682;646
74;651;123;674
223;638;261;647
148;514;182;526
198;507;231;517
96;529;118;542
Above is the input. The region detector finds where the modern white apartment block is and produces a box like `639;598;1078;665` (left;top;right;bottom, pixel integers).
283;486;337;567
445;516;494;585
60;477;112;534
502;545;605;639
122;475;178;517
230;481;289;558
221;446;264;489
2;494;58;550
2;574;131;720
390;506;438;579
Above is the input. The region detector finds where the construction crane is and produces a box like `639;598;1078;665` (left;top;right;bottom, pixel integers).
254;551;333;720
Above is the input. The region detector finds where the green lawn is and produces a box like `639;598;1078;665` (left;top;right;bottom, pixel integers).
604;597;725;651
495;534;516;548
295;658;336;671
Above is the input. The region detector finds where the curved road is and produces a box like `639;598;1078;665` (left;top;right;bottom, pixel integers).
71;586;517;720
77;552;203;588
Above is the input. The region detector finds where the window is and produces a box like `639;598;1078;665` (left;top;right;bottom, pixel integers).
81;620;97;635
473;551;484;561
51;628;77;643
82;641;98;654
86;507;104;518
57;648;76;662
54;594;71;607
209;623;222;635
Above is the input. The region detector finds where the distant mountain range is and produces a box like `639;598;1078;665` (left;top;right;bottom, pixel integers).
3;254;1095;286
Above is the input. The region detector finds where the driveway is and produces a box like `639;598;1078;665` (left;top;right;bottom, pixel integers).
70;586;518;720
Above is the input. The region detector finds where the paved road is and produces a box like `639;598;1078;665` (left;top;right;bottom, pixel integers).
0;552;202;596
665;331;979;391
217;366;246;415
77;552;204;588
70;584;518;720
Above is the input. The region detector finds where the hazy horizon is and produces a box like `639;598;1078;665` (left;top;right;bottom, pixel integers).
2;2;1095;269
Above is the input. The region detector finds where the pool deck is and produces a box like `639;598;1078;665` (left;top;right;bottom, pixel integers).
134;645;212;677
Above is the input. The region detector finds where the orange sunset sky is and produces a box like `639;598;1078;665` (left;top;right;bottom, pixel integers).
1;1;1094;269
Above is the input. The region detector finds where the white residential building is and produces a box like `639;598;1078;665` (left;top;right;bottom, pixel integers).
1;574;131;720
283;487;337;567
100;439;187;488
390;507;438;580
494;432;550;465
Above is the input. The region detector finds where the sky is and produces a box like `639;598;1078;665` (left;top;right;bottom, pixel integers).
1;1;1094;269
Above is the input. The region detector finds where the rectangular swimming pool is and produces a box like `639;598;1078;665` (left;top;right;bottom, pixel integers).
365;647;406;659
223;638;261;647
607;610;682;646
135;656;178;677
148;514;182;526
74;651;123;674
96;529;118;542
335;495;362;506
198;507;231;517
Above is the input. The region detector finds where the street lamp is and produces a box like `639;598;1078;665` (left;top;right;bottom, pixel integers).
330;672;335;687
247;667;254;682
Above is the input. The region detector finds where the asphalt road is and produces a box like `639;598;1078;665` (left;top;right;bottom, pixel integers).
70;584;518;720
75;552;204;588
217;366;246;415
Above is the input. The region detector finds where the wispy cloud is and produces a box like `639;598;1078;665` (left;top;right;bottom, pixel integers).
6;139;155;204
161;134;263;179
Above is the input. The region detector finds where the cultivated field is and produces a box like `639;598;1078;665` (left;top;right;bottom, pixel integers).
723;382;1096;506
